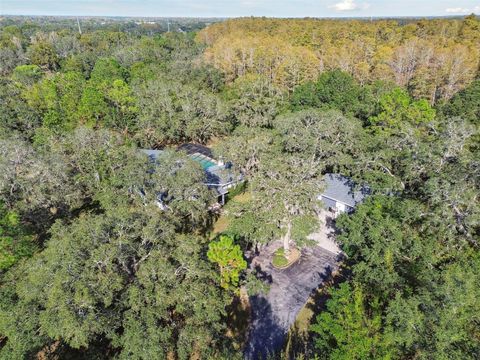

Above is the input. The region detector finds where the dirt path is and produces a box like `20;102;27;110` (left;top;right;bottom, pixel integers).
244;240;341;359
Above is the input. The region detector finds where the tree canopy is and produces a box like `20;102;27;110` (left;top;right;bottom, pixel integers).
0;15;479;360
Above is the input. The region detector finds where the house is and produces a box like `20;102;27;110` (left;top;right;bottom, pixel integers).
141;144;242;206
177;143;243;204
318;173;369;217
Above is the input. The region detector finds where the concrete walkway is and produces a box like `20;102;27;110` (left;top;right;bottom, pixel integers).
244;211;342;359
308;209;341;254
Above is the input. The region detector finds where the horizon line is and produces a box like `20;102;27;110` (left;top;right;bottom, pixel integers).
1;13;475;19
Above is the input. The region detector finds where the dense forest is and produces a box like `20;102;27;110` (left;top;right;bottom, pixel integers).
0;15;479;359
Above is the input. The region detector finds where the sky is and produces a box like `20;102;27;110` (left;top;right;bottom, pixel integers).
1;0;480;18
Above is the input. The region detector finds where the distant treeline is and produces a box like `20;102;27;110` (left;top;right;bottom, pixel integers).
197;16;480;104
1;15;222;36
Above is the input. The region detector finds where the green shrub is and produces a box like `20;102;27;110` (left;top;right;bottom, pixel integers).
272;248;288;268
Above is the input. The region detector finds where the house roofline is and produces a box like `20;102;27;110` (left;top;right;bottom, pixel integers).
319;194;355;208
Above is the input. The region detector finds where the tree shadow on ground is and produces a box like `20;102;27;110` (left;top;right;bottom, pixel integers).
244;295;286;360
285;264;350;359
226;291;251;352
252;264;273;284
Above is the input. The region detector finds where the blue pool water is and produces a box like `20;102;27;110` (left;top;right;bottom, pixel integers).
189;153;217;170
198;159;216;170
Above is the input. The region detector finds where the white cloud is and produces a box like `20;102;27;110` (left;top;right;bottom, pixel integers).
329;0;369;12
445;7;472;14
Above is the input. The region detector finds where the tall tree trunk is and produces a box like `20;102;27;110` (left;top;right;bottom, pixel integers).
283;220;291;256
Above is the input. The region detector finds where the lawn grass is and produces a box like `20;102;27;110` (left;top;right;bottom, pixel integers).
211;215;230;237
272;248;289;267
233;191;252;203
210;191;252;239
272;247;301;269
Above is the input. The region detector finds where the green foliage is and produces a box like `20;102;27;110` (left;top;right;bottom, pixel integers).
78;83;109;126
224;202;276;245
207;235;247;289
311;283;393;360
225;180;247;200
368;88;436;135
189;64;226;93
439;79;480;124
315;71;366;114
105;79;138;128
23;71;85;131
428;256;480;358
337;196;431;298
50;128;147;206
0;203;34;271
27;41;59;71
89;57;126;84
12;64;42;85
290;81;319;109
134;78;229;145
275;109;365;171
381;255;480;359
248;151;322;251
214;125;275;177
0;272;48;359
0;79;41;138
1;17;479;360
0;173;230;359
243;270;270;296
291;70;374;119
76;58;133;129
226;75;286;128
272;248;288;268
0;134;81;218
324;191;480;358
290;70;388;120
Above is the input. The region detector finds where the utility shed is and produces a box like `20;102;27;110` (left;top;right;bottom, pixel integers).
318;173;369;216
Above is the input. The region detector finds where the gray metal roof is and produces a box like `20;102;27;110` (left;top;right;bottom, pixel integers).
141;149;163;161
177;143;213;158
205;166;233;186
321;173;368;207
